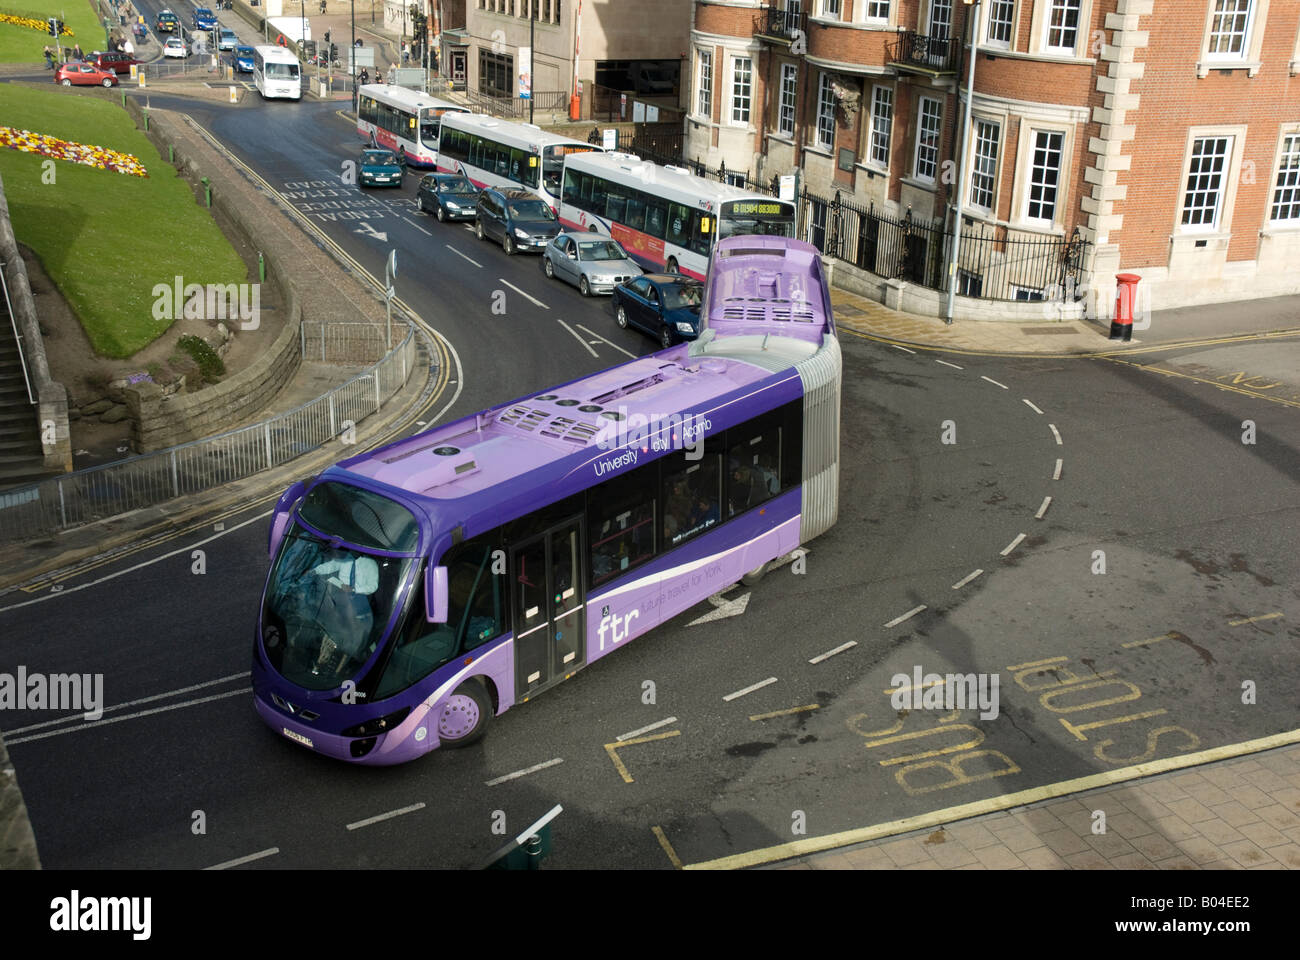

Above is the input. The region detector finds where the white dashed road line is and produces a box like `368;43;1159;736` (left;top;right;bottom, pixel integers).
809;641;857;664
883;605;926;629
935;359;964;370
346;803;426;831
1001;533;1027;556
1053;458;1063;480
723;677;778;702
484;758;565;786
1022;398;1044;414
576;322;637;359
403;216;432;236
204;848;280;871
981;375;1008;389
951;569;984;590
616;718;678;742
499;279;549;309
1049;423;1063;445
891;344;916;354
444;244;481;268
1035;496;1053;519
557;318;598;357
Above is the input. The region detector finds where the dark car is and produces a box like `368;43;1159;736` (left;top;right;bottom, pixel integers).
474;188;559;255
234;45;255;73
54;61;119;87
416;173;480;222
358;148;404;187
156;10;179;32
612;274;704;349
89;50;141;74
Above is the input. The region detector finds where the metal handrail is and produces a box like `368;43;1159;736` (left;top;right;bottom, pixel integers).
0;262;35;405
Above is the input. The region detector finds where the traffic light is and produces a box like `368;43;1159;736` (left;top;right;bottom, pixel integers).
330;42;338;61
324;30;330;44
48;17;63;37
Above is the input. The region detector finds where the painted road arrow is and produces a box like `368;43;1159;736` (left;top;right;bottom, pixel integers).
353;222;388;242
688;587;751;626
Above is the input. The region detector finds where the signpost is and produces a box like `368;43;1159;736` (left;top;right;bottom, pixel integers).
384;248;397;349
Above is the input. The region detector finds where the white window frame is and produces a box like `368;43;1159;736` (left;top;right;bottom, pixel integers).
1022;128;1066;227
1268;129;1300;226
696;49;712;120
1178;134;1235;234
926;0;954;40
820;0;843;19
1044;0;1082;54
1205;0;1254;58
861;0;890;24
1198;0;1267;77
984;0;1016;49
1028;0;1093;58
968;118;1001;213
868;84;893;170
913;96;942;182
729;56;753;126
815;73;835;149
777;63;797;138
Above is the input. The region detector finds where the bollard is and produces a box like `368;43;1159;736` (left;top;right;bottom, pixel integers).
258;252;265;283
168;144;174;163
1110;273;1140;342
201;176;211;207
142;109;148;128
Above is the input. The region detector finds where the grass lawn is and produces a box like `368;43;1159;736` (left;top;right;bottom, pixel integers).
0;85;248;358
0;0;109;64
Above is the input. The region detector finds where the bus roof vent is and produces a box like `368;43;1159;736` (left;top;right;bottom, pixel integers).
497;404;549;432
590;372;667;405
664;165;690;175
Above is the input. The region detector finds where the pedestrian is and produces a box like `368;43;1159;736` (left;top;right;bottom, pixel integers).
359;67;369;84
72;42;82;60
402;42;409;65
375;70;382;84
123;37;134;57
43;45;54;69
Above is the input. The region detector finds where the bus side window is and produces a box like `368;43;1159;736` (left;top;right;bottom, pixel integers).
579;172;596;209
625;191;646;232
666;203;690;247
645;201;667;239
661;440;723;548
587;466;656;586
605;181;627;222
563;169;579;205
509;146;525;183
688;210;711;257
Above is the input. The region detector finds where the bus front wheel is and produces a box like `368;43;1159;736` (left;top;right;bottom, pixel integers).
741;562;767;587
437;680;492;748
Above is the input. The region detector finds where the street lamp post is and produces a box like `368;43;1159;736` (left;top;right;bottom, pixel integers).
351;0;356;103
300;0;305;59
943;0;981;325
528;0;534;125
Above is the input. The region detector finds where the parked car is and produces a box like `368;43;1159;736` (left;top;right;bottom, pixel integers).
54;61;119;87
474;188;560;255
156;10;179;32
89;50;141;74
358;148;404;187
234;45;255;73
218;27;238;51
163;37;189;58
543;233;643;297
416;173;480;222
193;7;218;30
612;274;704;348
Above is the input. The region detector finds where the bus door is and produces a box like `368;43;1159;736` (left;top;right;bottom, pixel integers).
510;516;586;700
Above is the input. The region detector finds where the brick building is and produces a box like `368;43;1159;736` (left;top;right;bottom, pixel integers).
686;0;1300;316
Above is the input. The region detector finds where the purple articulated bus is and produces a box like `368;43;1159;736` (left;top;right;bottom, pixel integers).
252;235;841;764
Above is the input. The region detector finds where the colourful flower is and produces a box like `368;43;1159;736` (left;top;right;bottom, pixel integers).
0;126;147;177
0;13;73;35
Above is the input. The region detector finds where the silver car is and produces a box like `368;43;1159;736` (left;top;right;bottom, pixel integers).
543;233;643;296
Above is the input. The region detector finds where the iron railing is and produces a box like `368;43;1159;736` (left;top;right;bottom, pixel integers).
887;31;962;73
0;263;34;405
300;321;393;364
460;87;567;119
755;3;807;42
0;323;421;541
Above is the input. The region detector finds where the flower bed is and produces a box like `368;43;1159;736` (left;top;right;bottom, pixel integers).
0;126;147;176
0;11;73;35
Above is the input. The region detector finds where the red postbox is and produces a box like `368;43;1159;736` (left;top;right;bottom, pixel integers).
569;93;581;121
1110;273;1141;341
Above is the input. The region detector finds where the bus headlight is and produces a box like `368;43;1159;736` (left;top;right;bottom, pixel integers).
341;706;411;737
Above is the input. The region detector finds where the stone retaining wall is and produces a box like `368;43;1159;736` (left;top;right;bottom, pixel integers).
119;99;304;451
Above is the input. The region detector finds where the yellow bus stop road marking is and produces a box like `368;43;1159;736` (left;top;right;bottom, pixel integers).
1122;632;1176;648
749;705;820;722
681;728;1300;870
603;730;681;784
652;826;683;869
1229;612;1282;626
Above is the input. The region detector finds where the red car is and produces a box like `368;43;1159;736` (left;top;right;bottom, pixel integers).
89;50;142;74
54;61;119;87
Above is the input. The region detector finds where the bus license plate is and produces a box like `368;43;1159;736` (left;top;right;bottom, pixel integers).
282;727;313;749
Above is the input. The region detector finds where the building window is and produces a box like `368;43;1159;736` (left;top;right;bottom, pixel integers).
1013;286;1045;301
969;120;999;211
816;73;835;149
778;63;797;137
957;270;983;296
914;96;941;181
929;0;953;39
863;0;889;21
1026;130;1064;224
731;57;753;124
1182;136;1232;230
987;0;1014;45
479;50;514;96
821;0;842;17
1270;134;1300;224
869;85;892;168
697;50;712;118
1045;0;1081;53
1207;0;1253;56
724;172;747;187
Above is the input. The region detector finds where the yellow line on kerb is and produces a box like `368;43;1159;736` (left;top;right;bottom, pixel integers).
749;705;820;722
1229;612;1283;626
603;730;681;784
681;728;1300;870
652;827;683;869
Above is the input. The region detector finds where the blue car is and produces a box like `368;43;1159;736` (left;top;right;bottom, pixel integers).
612;274;704;348
358;148;404;188
234;46;254;72
416;173;480;222
193;7;217;30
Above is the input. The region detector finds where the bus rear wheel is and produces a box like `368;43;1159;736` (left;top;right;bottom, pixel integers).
741;562;767;587
437;680;492;748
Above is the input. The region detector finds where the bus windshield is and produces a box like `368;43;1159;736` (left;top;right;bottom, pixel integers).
719;216;794;240
544;144;597;197
265;61;299;79
261;482;420;691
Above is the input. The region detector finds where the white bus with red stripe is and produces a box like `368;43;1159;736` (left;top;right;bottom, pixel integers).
436;112;601;211
356;85;470;168
558;151;797;279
